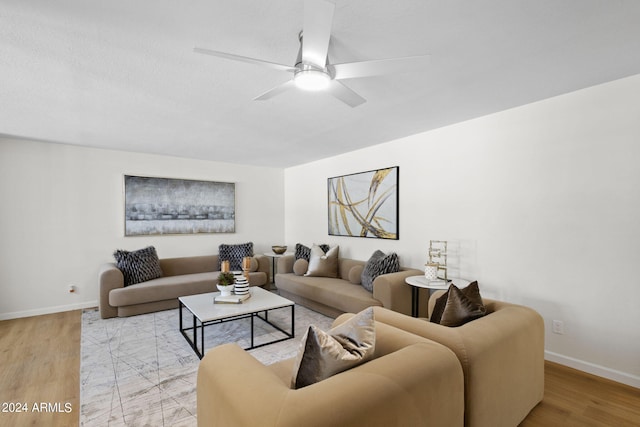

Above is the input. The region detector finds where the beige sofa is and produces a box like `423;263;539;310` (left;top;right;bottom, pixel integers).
372;294;545;427
275;255;425;318
197;314;464;427
99;254;269;319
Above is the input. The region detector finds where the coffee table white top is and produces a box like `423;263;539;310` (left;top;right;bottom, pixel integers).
179;287;293;323
405;276;470;290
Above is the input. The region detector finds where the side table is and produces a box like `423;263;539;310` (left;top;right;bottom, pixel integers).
405;276;470;318
263;252;293;286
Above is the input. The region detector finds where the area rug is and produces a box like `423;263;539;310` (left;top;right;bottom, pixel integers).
80;303;333;426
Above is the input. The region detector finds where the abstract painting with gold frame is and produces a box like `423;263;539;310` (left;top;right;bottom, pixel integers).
328;166;399;240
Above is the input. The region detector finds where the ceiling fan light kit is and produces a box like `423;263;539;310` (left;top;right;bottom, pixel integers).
194;0;430;107
294;68;331;91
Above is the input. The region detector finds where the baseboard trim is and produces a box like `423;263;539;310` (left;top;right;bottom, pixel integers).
0;300;98;321
545;350;639;389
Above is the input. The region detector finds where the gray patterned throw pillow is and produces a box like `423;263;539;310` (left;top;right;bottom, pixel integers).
295;243;330;261
113;246;163;287
360;250;400;292
218;242;254;271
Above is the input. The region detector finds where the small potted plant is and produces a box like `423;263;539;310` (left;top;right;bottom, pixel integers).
217;272;235;296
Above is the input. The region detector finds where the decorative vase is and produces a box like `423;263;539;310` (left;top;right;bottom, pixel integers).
424;263;439;281
217;284;234;297
233;271;250;295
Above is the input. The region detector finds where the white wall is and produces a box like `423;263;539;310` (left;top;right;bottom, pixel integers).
0;139;284;319
284;74;640;387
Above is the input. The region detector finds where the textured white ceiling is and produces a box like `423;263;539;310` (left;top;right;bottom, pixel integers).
2;0;640;167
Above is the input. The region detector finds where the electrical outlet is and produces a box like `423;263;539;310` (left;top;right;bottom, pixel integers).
552;320;564;334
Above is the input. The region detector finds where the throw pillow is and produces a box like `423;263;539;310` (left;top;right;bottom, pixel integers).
293;259;309;276
360;250;400;292
348;265;364;284
113;246;163;287
218;242;254;271
304;245;339;278
431;281;486;326
291;307;375;389
294;243;330;261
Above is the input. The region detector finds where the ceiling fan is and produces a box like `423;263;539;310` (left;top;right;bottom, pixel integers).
194;0;431;107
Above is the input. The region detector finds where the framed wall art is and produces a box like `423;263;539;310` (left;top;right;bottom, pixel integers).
124;175;235;236
327;166;399;240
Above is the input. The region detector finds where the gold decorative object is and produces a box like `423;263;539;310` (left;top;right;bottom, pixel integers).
242;256;252;281
272;245;287;254
221;260;230;273
427;240;448;281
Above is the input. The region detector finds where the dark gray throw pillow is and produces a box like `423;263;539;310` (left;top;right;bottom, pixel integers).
113;246;163;287
360;250;400;292
218;242;254;271
295;243;330;261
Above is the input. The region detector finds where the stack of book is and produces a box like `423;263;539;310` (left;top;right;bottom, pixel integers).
214;292;251;304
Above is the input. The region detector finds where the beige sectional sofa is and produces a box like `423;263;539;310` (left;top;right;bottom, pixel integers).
372;294;545;427
99;254;269;319
275;255;425;318
197;314;465;427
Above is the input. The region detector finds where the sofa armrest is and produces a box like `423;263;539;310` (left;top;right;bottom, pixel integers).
197;341;464;427
99;263;124;319
372;268;424;316
276;255;295;274
373;303;545;427
197;343;291;426
253;254;270;275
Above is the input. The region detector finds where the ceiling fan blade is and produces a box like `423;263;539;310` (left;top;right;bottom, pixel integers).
301;0;335;69
253;79;297;101
327;80;366;108
329;55;431;80
193;47;296;73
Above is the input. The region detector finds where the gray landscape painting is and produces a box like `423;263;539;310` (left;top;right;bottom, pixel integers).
124;175;235;236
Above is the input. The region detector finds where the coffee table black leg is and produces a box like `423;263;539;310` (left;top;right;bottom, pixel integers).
251;313;255;348
193;314;198;357
291;305;295;337
412;286;419;317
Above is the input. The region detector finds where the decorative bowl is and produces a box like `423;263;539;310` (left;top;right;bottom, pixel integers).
272;245;287;255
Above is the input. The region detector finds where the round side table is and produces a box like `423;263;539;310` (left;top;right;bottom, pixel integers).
263;252;293;286
405;275;449;317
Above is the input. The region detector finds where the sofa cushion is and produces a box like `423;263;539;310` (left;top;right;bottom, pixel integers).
218;242;254;271
293;259;309;276
291;307;375;389
305;245;339;278
361;250;400;292
113;246;163;287
294;243;329;261
431;281;486;326
277;273;383;314
109;271;218;306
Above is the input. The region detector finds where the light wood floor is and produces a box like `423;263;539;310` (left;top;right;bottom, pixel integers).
1;310;638;427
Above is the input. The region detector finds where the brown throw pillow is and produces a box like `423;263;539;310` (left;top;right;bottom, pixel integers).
430;281;485;326
439;283;486;327
291;307;375;389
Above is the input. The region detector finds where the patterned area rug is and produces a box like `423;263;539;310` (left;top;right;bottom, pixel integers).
80;302;333;426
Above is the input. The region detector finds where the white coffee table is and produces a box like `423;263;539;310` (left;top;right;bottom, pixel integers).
179;287;295;359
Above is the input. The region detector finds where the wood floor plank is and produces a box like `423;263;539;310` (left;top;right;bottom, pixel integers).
1;310;638;426
0;310;80;427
